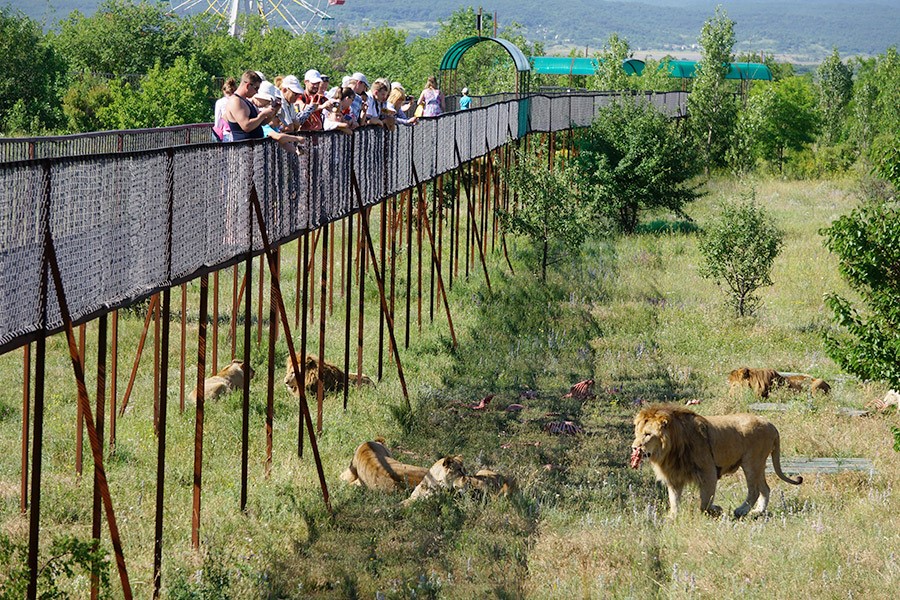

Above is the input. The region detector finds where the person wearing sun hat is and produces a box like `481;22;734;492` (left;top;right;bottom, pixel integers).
297;68;327;131
347;72;369;126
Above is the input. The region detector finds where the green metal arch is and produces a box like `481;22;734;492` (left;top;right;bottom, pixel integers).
439;36;532;73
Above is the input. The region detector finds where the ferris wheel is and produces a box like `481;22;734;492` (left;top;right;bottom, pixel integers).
171;0;338;37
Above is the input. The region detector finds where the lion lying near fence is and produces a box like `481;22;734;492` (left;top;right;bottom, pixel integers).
728;367;830;398
340;439;428;492
401;455;514;506
630;404;802;518
189;359;254;402
283;354;374;396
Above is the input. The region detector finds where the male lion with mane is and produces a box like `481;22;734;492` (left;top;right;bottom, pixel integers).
283;354;374;396
631;404;802;518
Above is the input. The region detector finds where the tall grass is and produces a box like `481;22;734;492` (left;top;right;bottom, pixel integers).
1;176;898;598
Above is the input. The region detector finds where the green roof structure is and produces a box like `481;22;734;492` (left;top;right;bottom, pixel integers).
439;36;532;93
662;60;773;80
529;56;646;76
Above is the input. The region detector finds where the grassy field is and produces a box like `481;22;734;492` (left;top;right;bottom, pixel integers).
1;174;898;598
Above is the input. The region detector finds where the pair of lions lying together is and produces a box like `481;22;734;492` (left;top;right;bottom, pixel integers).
340;440;513;505
728;367;830;398
631;404;802;518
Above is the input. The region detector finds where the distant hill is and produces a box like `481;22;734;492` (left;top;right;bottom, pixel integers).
11;0;900;62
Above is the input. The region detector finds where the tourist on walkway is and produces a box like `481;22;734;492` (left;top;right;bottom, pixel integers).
223;71;277;141
459;87;472;110
297;69;327;132
213;77;237;141
417;76;444;117
348;72;369;128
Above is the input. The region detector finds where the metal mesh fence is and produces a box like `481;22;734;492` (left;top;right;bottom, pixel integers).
0;92;687;352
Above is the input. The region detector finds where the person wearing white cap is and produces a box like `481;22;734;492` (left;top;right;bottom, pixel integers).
348;72;369;126
297;69;327;131
223;70;277;141
459;87;472;110
277;74;304;132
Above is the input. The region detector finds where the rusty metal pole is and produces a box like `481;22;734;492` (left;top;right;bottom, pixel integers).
266;252;277;478
180;284;186;413
405;190;412;348
389;196;397;362
298;232;309;456
110;310;118;449
191;274;208;550
26;264;48;600
77;323;85;478
417;183;423;333
329;220;335;315
343;215;353;411
257;255;264;346
295;237;302;327
151;288;171;597
153;294;160;435
240;225;253;510
20;343;30;514
118;294;159;416
317;222;328;432
378;200;386;380
212;271;219;374
356;211;366;386
231;264;238;359
90;314;107;600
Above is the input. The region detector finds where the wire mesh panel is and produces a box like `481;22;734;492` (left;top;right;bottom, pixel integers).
0;163;46;346
388;124;414;196
435;113;457;177
353;126;389;209
455;109;474;164
485;104;503;151
47;153;169;330
570;95;596;128
172;144;251;278
529;95;552;132
549;95;572;133
470;108;488;160
412;117;438;180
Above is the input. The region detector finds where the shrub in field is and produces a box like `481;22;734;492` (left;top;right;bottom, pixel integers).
500;150;590;281
575;99;702;234
698;193;784;317
0;534;110;599
821;199;900;389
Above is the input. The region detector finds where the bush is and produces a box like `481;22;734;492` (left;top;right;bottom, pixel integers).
698;193;784;317
821;199;900;389
575;99;702;233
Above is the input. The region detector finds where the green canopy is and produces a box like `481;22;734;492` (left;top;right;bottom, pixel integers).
440;36;532;72
662;60;772;80
529;56;646;76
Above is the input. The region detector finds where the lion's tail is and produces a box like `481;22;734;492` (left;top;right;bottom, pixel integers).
771;430;803;485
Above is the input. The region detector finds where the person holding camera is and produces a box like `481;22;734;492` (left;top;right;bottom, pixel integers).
223;70;278;141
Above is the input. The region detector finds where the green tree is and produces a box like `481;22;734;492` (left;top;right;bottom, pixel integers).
698;194;784;317
99;57;214;129
688;5;737;172
816;48;853;145
51;0;197;76
576;99;702;233
62;74;114;132
338;26;412;84
846;47;900;161
587;33;632;91
822;200;900;389
747;76;820;172
0;6;66;134
500;151;589;281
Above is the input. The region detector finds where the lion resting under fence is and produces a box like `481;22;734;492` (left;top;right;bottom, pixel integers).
340;439;428;492
630;404;802;518
283;354;374;396
728;367;830;398
189;359;254;402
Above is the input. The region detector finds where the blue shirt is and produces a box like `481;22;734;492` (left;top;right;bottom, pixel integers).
459;95;472;110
